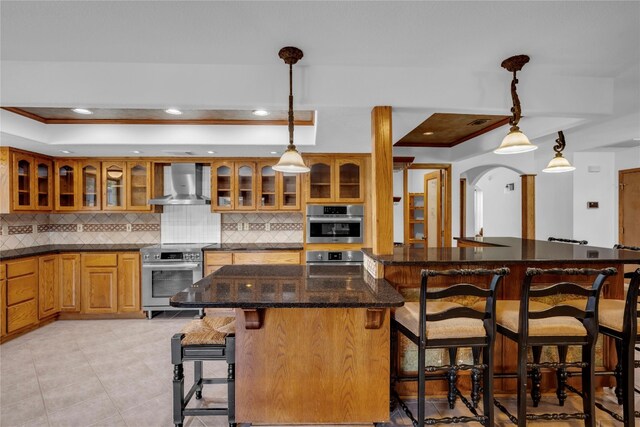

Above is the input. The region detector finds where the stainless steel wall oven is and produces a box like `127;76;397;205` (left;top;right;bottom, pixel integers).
306;205;364;244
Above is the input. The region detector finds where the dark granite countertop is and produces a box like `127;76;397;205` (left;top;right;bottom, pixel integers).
170;264;404;308
203;243;303;251
362;237;640;265
0;244;152;261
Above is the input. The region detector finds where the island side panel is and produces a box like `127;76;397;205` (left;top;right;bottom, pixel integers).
235;307;390;424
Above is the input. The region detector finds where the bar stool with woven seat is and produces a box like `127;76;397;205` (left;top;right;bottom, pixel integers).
171;315;236;427
564;268;640;425
392;267;509;427
492;267;616;427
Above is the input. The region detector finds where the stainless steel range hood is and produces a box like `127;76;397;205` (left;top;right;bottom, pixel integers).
149;163;211;205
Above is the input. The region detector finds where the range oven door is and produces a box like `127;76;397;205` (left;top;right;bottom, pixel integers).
142;262;202;308
306;216;363;243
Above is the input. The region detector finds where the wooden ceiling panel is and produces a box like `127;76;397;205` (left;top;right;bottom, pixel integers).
394;113;510;147
2;107;315;125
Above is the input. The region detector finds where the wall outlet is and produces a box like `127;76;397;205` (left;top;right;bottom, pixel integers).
265;222;270;232
237;222;243;231
126;224;132;232
243;222;250;231
77;224;83;232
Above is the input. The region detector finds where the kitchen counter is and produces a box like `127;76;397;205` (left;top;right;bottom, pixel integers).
202;243;303;251
0;244;152;261
171;263;399;424
170;264;403;308
362;237;640;265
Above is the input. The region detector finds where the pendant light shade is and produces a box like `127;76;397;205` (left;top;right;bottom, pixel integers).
542;131;575;173
273;46;310;174
495;55;537;155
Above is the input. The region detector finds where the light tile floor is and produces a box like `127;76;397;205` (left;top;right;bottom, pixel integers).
0;313;637;427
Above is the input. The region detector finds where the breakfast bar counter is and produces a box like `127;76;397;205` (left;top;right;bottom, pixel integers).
171;264;403;424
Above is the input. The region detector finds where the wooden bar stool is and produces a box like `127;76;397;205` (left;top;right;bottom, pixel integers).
171;316;236;427
493;267;616;426
391;267;509;426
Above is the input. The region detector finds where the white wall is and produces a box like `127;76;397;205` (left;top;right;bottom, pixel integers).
535;151;574;241
474;167;521;237
572;152;616;247
393;170;404;243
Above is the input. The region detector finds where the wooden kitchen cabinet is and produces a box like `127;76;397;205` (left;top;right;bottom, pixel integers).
55;160;78;211
257;162;301;211
79;161;101;210
5;257;38;333
117;253;140;312
212;161;235;211
1;263;6;337
11;152;35;210
38;255;60;319
235;162;256;211
306;156;364;203
1;148;52;213
127;161;152;211
81;254;118;314
204;251;302;275
279;171;301;210
102;161;126;210
59;253;81;312
204;252;233;276
35;159;53;211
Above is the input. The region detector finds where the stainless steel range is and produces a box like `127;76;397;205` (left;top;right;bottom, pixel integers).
141;243;207;318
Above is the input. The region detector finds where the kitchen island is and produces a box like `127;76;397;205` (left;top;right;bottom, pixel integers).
170;264;403;424
362;237;640;396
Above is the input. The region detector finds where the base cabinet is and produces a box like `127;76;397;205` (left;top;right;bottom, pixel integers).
80;252;140;314
38;255;60;319
117;253;140;312
59;254;81;312
1;263;6;337
204;251;301;276
5;258;38;333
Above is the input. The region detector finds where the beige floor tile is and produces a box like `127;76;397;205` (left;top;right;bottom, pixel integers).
120;392;203;427
37;363;97;391
104;375;168;412
87;414;128;427
47;394;119;427
0;375;41;408
0;362;37;387
0;395;47;427
41;376;107;412
20;414;50;427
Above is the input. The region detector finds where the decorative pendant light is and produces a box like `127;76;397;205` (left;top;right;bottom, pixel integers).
272;46;310;174
494;55;538;154
542;131;576;173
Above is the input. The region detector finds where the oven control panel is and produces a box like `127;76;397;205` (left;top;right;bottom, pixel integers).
306;250;364;264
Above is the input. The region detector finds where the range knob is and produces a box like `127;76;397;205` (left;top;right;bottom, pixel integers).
143;254;149;260
154;254;160;260
347;254;353;261
316;253;323;260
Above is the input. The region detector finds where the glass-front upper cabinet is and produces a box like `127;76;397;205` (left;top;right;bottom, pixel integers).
306;158;333;203
127;161;151;211
80;161;101;210
102;162;126;210
54;160;78;211
12;153;34;210
36;159;53;211
235;163;256;210
212;161;234;211
335;158;364;203
258;163;277;210
279;172;300;210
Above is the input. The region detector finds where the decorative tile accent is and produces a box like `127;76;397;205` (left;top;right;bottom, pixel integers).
221;223;237;231
37;224;78;233
131;223;160;232
270;223;302;231
8;225;33;235
248;223;265;231
83;224;128;232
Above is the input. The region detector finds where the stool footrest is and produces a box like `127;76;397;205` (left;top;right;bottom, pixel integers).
183;408;229;417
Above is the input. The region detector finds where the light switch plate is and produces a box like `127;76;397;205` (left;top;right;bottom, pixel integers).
265;222;270;232
237;222;243;231
243;222;249;231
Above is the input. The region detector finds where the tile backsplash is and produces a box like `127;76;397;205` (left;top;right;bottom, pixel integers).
221;212;303;244
0;213;161;250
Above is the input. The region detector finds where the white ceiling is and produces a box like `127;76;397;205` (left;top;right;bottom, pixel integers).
1;1;639;159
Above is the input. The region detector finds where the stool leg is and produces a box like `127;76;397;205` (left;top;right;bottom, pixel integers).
531;346;542;407
621;340;634;425
556;345;568;406
482;345;494;426
517;343;528;426
171;334;185;427
417;342;426;427
447;347;458;409
228;362;236;427
195;360;203;400
582;344;596;427
614;339;624;405
471;347;481;409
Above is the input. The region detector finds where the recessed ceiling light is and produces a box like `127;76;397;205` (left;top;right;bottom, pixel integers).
270;151;279;155
423;131;434;136
253;110;270;116
71;108;92;115
165;108;182;115
132;150;142;154
60;150;73;154
207;151;216;154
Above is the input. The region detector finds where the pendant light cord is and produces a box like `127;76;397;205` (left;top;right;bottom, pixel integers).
288;63;295;150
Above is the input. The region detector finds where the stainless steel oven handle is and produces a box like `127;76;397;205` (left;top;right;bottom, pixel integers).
142;263;200;269
307;216;363;223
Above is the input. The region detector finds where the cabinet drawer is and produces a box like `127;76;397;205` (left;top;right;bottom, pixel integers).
233;251;301;265
7;275;37;305
82;253;118;267
6;258;37;279
7;299;37;333
205;253;233;266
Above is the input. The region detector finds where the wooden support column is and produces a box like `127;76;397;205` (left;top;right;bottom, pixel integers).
521;174;536;239
371;106;394;255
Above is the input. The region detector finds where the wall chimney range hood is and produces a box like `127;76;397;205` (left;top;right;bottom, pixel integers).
149;163;211;205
